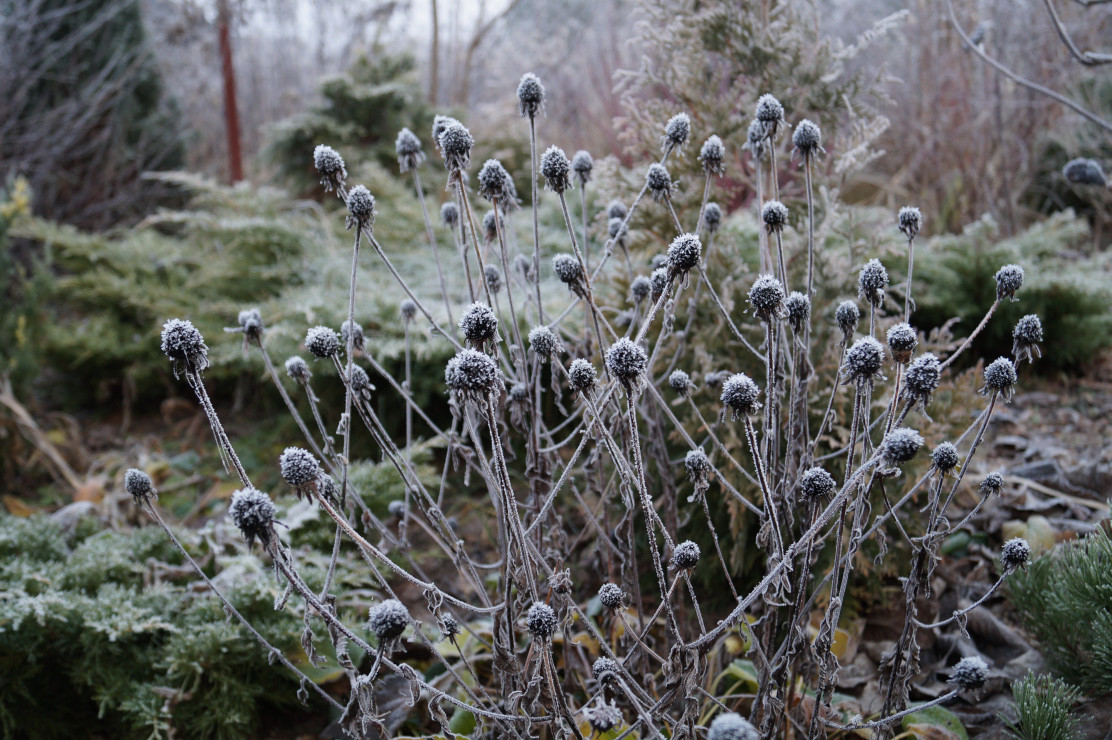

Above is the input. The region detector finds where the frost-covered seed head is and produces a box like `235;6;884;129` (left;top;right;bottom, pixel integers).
880;428;924;466
516;73;545;118
785;292;810;333
1012;314;1043;363
708;712;759;740
799;467;836;500
721;373;761;417
598;583;625;610
478;159;513;203
685;448;711;480
607;200;628;221
700;135;726;175
395;128;424;172
124;468;154;502
703;202;722;233
552;253;584;286
280;447;320;487
745;119;766;160
980;471;1005;497
651;267;670;300
305;325;341;359
484;265;502;294
651;253;668;271
584;700;623;734
663;112;691;151
931;442;960;473
859;259;889;307
161;318;209;376
313;144;347;191
903;352;941;409
459;302;499;346
981;357;1018;401
440;614;460;640
572;150;593;185
509;382;529;402
515;254;535;282
445;349;503;396
528;325;560;358
525;602;557;639
387;500;406;518
593;657;619;683
671;540;701;570
609;216;628;240
341;319;364;353
438;122;474;173
836;300;860;343
285;356;310;382
350;365;374;396
761;200;789;232
1001;538;1031;571
886;322;917;363
1063;158;1106;187
431;115;460;153
843;336;885;387
995;264;1025;302
540;146;571;193
646;163;673;202
605;338;648;390
440;201;459;228
400;299;418;322
568;359;598;392
792;119;823;159
948;656;989;691
748;274;785;322
668;233;702;276
228;487;276;547
368;599;409;642
235;308;264;343
482;210;501;243
898;206;922;240
668;370;692;395
630;275;652;304
755;94;784;126
345;185;375;230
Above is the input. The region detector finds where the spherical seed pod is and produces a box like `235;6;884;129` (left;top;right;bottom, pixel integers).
835;300;861;343
748;274;785;322
645;162;674;202
980;357;1018;401
440;201;459;228
685;448;712;482
528;325;561;358
285;356;311;382
438;122;474;174
1063;158;1107;187
785;291;811;333
459;302;499;347
279;447;321;488
387;500;406;518
516;72;545;118
525;602;557;639
630;275;652;305
228;487;276;548
880;427;924;467
431;115;461;153
478;159;514;204
671;540;701;570
395;128;424;172
1012;314;1043;363
341;319;365;353
572;150;593;186
305;326;341;359
507;382;529;404
792;119;823;160
349;365;374;399
799;467;835;500
584;700;623;735
886;322;917;364
708;712;759;740
484;265;503;294
903;352;941;412
948;656;989;691
607;200;628;221
761;200;789;232
721;373;762;418
609;216;628;240
994;264;1025;302
859;259;889;308
1000;537;1032;571
124;468;155;502
931;442;960;474
368;599;409;642
755;93;784;124
592;656;619;683
346;185;375;230
650;267;670;300
481;210;501;243
161;318;209;377
663;112;691;152
598;583;625;610
552;253;584;286
668;233;702;277
980;471;1004;497
842;336;885;388
444;349;503;399
313;144;347;192
568;359;598;393
400;300;418;322
540;145;571;194
745;118;767;160
440;613;460;640
898;206;922;240
700;135;726;175
235;308;264;345
651;253;668;271
668;369;692;395
606;338;648;393
703;202;722;234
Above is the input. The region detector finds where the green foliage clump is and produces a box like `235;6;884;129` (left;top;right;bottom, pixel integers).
1008;526;1112;694
1004;672;1082;740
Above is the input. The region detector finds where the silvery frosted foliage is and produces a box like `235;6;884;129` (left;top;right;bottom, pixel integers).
313;144;346;191
662;112;691;152
761;200;788;232
592;657;619;683
880;428;924;467
1063;158;1106;187
1013;314;1044;363
525;602;557;638
606;338;648;393
744;118;767;160
708;712;759;740
459;302;499;346
754;93;785;137
124;468;154;502
540;145;572;193
349;365;374;400
431;115;461;153
667;233;702;278
279;446;320;489
668;369;692;395
598;583;625;609
903;352;941;412
791;119;823;159
699;135;726;175
799;467;835;500
836;300;860;343
631;275;652;304
440;201;459;228
528;325;561;358
228;487;276;548
685;448;711;483
980;357;1018;402
721;373;761;418
516;72;545;118
948;656;989;691
859;258;889;307
400;299;418;322
305;326;340;359
608;216;628;240
1001;538;1032;571
568;359;598;393
395;128;424;172
994;264;1025;302
671;540;701;569
552;253;584;286
571;150;593;185
645;162;674;202
161;318;209;377
930;442;960;473
583;699;623;734
341;320;364;353
842;336;885;388
477;159;515;205
368;599;409;642
785;291;810;333
285;356;310;382
980;471;1005;496
444;349;503;400
484;265;502;294
703;202;722;233
886;322;917;364
747;274;785;322
345;185;375;230
438;122;474;174
898;206;922;239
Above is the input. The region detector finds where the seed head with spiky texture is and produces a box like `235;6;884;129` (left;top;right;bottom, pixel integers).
1063;158;1106;187
229;308;263;347
280;447;321;489
948;656;989;691
1012;314;1043;363
552;253;584;287
630;275;651;304
525;602;557;639
995;264;1025;302
572;150;593;186
662;112;691;153
125;468;155;502
668;233;702;277
785;292;810;333
228;487;276;548
745;119;766;159
445;349;503;398
708;712;759;740
516;73;545;118
606;338;648;393
836;300;860;343
703;202;722;233
568;359;597;393
607;201;628;223
699;135;726;175
748;275;785;322
903;352;941;413
755;94;784;134
400;300;418;322
481;210;501;243
646;163;674;202
799;467;835;500
671;540;701;570
931;442;960;473
161;318;209;377
350;365;374;398
438;122;474;174
477;159;514;205
431;115;460;153
584;700;623;734
345;185;375;230
880;428;924;467
285;356;310;382
395;128;424;172
313;145;347;191
459;302;499;347
650;267;670;300
368;599;409;642
980;471;1005;497
761;200;788;232
540;146;571;193
859;259;889;307
721;373;761;418
668;370;692;395
609;217;628;240
528;325;560;358
792;119;823;160
593;657;619;683
598;583;625;610
980;357;1018;401
686;448;711;482
305;326;340;359
898;206;922;239
1001;538;1031;571
842;336;885;388
887;322;917;364
484;265;502;294
341;320;364;353
440;201;459;228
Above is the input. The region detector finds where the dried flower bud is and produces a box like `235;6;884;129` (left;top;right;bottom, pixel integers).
663;112;691;152
994;264;1024;302
606;338;648;393
669;369;692;395
516;73;545;118
671;540;701;570
1001;537;1032;572
481;210;501;243
835;300;860;343
721;373;761;418
799;467;835;500
229;308;264;347
686;448;711;482
980;357;1018;402
440;201;459;228
650;267;670;300
709;712;759;740
161;318;209;377
572;150;593;186
477;159;515;206
484;265;503;294
859;259;889;307
1012;314;1043;363
528;325;561;358
761;200;789;232
903;352;941;413
395;128;424;172
552;253;584;286
842;336;885;388
350;365;374;398
703;202;722;234
592;657;619;683
609;217;628;240
459;302;499;347
748;274;785;322
540;146;571;194
584;700;623;735
980;471;1004;497
525;601;557;639
124;468;155;502
341;320;364;353
745;119;766;160
368;599;409;642
439;122;474;174
607;200;628;221
880;427;924;467
440;613;460;640
931;442;960;473
886;322;917;364
598;583;625;610
285;356;310;382
445;349;503;398
668;233;702;277
646;163;674;202
568;359;598;393
700;135;726;175
898;206;922;240
228;487;276;548
346;185;375;230
755;93;784;136
785;291;810;333
431;115;461;153
948;656;988;691
400;300;418;322
313;144;347;192
280;447;321;488
792;119;823;160
630;275;652;304
305;326;341;359
1063;158;1106;187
